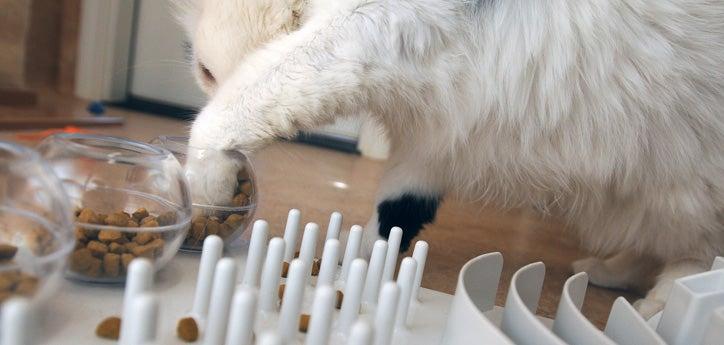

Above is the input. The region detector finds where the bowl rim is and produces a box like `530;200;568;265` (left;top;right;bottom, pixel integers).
47;133;175;165
0;141;40;161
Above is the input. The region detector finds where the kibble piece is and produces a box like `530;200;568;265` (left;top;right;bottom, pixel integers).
0;271;18;290
299;314;311;333
0;244;18;260
134;232;155;245
109;242;125;254
98;230;123;243
84;257;103;277
206;219;221;236
96;316;121;339
14;275;38;296
121;254;135;271
70;248;95;272
231;193;247;207
148;238;165;256
74;228;87;243
127;220;139;228
336;290;344;309
140;216;156;225
218;224;234;238
105;212;130;227
311;258;321;276
177;317;199;342
103;253;121;277
240;181;253;197
141;219;159;228
224;214;245;229
87;241;109;258
278;284;285;300
132;238;164;259
189;221;206;244
131;244;156;259
156;212;176;226
281;261;290;278
77;208;101;224
132;208;149;223
124;242;139;253
82;228;99;240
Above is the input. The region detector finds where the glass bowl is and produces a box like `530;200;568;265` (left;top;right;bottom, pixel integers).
0;141;74;304
149;136;257;252
37;134;192;283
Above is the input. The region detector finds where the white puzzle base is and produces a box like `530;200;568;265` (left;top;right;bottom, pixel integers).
7;210;724;345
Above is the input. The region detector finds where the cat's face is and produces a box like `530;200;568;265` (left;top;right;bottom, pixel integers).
176;0;301;95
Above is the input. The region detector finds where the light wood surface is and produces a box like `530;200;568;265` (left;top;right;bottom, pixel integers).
0;96;641;329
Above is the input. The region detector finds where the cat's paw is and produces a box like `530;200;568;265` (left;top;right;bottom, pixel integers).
184;148;242;206
572;257;626;289
633;298;665;319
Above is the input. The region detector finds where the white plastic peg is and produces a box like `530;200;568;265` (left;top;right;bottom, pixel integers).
317;239;341;287
363;240;388;304
381;227;403;283
341;225;363;281
374;283;400;345
326;211;343;241
283;209;301;261
242;220;269;287
258;237;286;312
204;258;238;345
225;287;258;345
191;235;223;317
411;241;429;301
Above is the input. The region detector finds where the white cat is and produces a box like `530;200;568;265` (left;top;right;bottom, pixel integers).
177;0;724;317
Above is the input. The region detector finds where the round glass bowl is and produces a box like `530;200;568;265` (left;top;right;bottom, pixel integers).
0;141;74;304
37;134;192;283
150;136;257;252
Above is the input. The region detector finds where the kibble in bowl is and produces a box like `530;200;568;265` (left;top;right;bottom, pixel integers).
38;134;192;283
0;142;74;304
150;136;257;251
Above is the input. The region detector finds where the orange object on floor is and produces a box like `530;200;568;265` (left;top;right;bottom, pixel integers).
14;126;92;141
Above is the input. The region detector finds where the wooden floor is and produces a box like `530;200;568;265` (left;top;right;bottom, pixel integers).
0;95;641;328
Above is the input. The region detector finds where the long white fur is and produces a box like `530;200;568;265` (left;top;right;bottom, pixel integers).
177;0;724;316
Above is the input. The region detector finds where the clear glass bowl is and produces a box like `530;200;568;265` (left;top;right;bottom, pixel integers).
149;136;257;252
37;134;192;283
0;141;74;304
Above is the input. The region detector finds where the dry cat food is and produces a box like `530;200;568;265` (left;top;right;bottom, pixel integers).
95;316;121;339
71;208;173;279
0;243;39;303
278;284;343;310
280;252;321;278
183;169;254;248
299;313;311;333
177;317;199;342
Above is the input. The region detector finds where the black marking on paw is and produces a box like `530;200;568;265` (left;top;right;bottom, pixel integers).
377;193;441;252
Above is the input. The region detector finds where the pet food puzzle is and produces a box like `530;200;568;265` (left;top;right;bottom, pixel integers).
2;210;723;344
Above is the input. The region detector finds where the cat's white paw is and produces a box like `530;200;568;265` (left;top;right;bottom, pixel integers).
184;149;242;206
633;298;665;319
572;256;627;289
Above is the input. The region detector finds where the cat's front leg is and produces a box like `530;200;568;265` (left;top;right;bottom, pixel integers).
186;8;380;206
358;156;446;257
